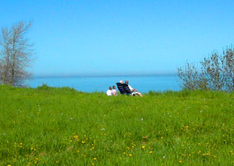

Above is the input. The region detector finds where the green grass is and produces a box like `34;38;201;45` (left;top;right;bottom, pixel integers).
1;84;234;165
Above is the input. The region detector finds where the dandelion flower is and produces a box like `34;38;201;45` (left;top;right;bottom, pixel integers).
73;135;79;140
129;154;132;157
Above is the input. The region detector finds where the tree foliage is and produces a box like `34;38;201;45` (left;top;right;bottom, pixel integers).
0;21;34;86
178;47;234;91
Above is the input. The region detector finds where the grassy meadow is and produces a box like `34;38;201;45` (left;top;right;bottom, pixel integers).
0;84;234;165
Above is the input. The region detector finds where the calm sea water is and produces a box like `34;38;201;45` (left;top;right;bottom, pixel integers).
26;75;181;93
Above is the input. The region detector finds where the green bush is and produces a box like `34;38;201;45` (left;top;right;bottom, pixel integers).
178;47;234;91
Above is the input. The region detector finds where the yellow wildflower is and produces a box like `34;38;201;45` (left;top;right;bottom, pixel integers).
73;135;79;141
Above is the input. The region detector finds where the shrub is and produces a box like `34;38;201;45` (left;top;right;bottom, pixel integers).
178;47;234;91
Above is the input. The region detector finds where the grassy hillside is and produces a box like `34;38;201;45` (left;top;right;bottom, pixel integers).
0;85;234;165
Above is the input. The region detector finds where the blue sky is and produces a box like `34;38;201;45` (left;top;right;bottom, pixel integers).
1;0;234;76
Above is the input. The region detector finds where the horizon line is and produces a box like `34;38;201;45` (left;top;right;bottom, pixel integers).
32;73;178;78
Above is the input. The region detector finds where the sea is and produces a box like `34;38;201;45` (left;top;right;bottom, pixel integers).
26;74;181;93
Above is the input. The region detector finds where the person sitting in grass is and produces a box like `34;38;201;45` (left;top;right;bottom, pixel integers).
106;86;112;96
111;85;117;96
125;80;143;97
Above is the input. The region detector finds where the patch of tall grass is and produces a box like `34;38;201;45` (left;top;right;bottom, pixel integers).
0;85;234;165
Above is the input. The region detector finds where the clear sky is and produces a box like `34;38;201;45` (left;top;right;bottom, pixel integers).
1;0;234;76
